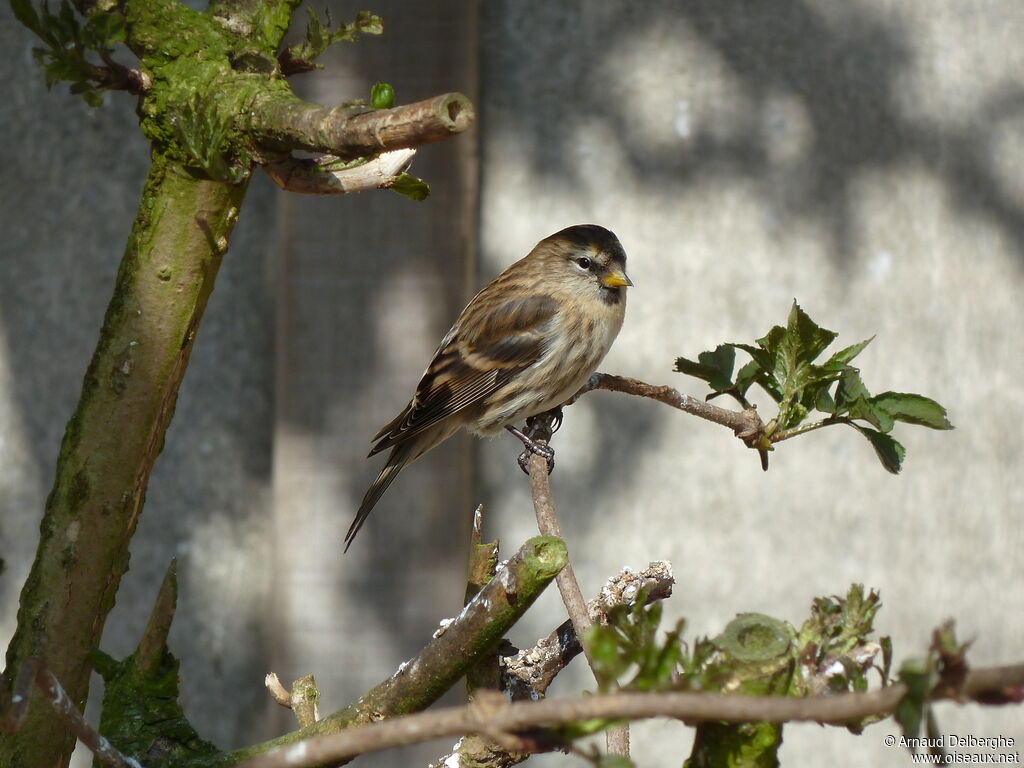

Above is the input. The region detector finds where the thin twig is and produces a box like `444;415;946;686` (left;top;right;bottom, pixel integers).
771;416;850;443
527;452;595;668
265;673;291;708
237;663;1024;768
3;659;143;768
574;373;765;447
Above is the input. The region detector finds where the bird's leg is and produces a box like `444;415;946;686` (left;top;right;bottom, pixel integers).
507;407;563;475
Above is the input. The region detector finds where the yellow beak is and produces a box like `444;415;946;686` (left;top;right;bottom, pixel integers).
601;269;633;288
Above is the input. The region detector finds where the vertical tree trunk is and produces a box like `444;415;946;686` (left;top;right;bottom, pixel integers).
1;153;249;768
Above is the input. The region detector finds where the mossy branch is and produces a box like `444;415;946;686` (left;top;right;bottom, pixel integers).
222;536;566;767
246;91;474;159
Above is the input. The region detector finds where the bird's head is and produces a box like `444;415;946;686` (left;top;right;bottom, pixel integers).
535;224;632;304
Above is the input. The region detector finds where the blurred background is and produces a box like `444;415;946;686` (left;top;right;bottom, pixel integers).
2;1;1022;766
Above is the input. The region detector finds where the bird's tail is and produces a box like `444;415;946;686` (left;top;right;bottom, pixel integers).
344;445;410;552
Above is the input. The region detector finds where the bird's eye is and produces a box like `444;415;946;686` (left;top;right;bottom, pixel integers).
575;256;592;270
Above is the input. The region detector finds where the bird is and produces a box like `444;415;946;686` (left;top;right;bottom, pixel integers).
345;224;632;551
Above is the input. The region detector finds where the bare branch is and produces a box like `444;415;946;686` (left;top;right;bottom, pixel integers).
247;93;474;159
262;149;416;195
524;412;630;757
3;659;142;768
265;673;291;708
573;373;765;448
237;664;1024;768
527;451;595;667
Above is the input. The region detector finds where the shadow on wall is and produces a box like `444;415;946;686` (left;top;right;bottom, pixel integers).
307;0;1024;646
481;0;1024;268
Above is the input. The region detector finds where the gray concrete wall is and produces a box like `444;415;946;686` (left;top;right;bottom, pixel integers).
478;2;1024;765
2;2;1022;767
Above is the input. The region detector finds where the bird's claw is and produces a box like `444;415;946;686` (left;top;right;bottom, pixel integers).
507;408;562;476
517;440;555;476
527;407;563;437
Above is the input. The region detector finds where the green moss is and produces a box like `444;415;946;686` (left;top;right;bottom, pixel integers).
516;535;568;583
686;721;784;768
67;468;91;513
95;648;220;767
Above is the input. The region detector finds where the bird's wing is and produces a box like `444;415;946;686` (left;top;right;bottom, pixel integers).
369;293;559;455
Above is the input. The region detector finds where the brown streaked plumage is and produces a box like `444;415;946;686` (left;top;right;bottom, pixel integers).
345;224;631;550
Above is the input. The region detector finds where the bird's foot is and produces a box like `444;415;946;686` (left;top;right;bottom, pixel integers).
515;440;555;475
506;408;563;476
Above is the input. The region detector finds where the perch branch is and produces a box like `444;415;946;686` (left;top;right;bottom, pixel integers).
247;92;474;159
237;664;1024;768
524;413;630;757
572;373;765;447
527;452;594;668
262;148;416;195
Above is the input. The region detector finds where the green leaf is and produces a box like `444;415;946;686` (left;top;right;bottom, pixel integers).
588;625;624;692
781;402;808;429
597;756;635;768
880;636;893;685
285;9;383;70
850;423;905;474
674;345;735;391
815;386;835;413
725;344;783;402
11;0;43;34
389;172;430;201
823;336;874;371
353;10;384;35
83;10;125;46
833;369;871;413
730;359;761;397
44;58;80;87
730;339;776;380
894;658;937;748
785;301;839;366
870;392;953;430
846;397;894;432
370;81;394;109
